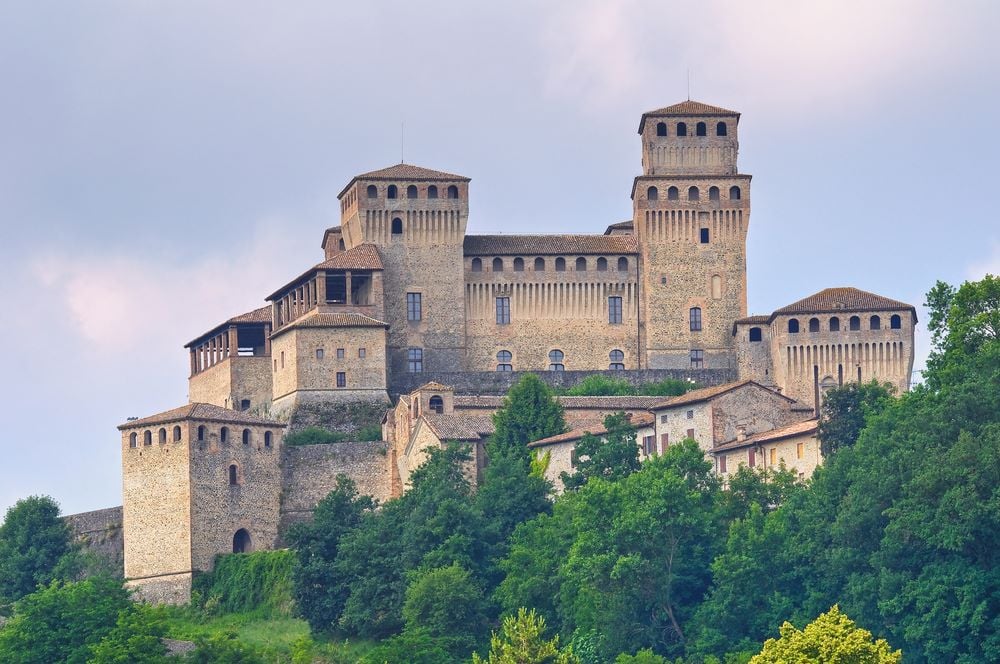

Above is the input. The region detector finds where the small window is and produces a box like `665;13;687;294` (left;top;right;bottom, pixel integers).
643;435;655;456
173;425;182;442
596;257;607;271
609;296;623;324
143;430;152;446
447;185;459;199
617;256;628;271
427;185;438;198
660;414;668;424
830;317;840;332
719;455;727;473
661;432;669;450
870;315;881;330
729;186;741;200
647;186;658;201
406;185;418;199
471;257;482;272
264;431;272;448
336;372;346;388
850;315;861;331
712;274;722;299
408;348;423;373
316;348;324;359
688;186;699;201
233;528;251;553
428;395;444;414
749;327;762;342
716;122;728;136
677;122;688;137
686;410;694;419
555;257;566;272
197;425;206;441
890;314;901;329
609;349;624;371
796;442;804;459
575;257;586;271
407;292;422;321
220;427;229;444
690;307;702;331
359;347;367;359
748;449;756;468
788;319;800;333
534;257;545;271
690;349;704;369
229;464;239;486
338;239;345;250
667;186;679;200
280;351;285;368
656;121;667;136
366;184;378;198
158;428;166;444
391;217;403;234
770;448;777;465
496;297;511;325
129;432;137;448
809;318;820;332
336;348;345;359
548;349;564;371
700;228;709;243
709;186;720;201
387;185;398;199
496;350;512;372
513;257;524;271
493;257;503;272
242;429;251;445
686;428;695;439
696;122;707;136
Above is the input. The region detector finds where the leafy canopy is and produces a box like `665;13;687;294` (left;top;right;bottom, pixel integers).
491;374;566;460
560;412;640;490
472;608;580;664
0;495;74;603
749;605;901;663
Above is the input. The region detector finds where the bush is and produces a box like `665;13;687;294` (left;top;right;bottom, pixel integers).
193;550;295;618
356;424;383;441
402;564;488;653
561;375;697;397
284;427;349;446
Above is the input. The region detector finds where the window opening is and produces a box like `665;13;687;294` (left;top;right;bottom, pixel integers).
690;307;702;331
496;297;511;325
408;348;423;373
548;349;565;371
496;350;513;372
406;292;422;321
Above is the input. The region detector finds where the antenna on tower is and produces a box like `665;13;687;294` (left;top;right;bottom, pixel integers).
687;69;691;101
401;121;405;164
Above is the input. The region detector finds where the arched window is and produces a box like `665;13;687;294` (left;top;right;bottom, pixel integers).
870;315;881;330
711;274;722;299
667;186;679;200
429;395;444;414
220;427;229;444
143;430;152;446
749;327;762;342
338;238;345;251
173;425;181;442
850;315;861;331
427;185;438;198
534;257;545;271
688;186;699;201
492;257;503;272
513;257;524;271
158;428;166;444
447;185;459;199
677;122;688;137
406;185;418;199
709;186;720;201
129;432;137;448
391;217;403;234
609;349;625;370
555;257;566;272
496;350;513;372
830;317;840;331
575;257;586;271
788;318;800;333
596;257;608;271
387;184;398;199
229;464;239;486
656;121;667;136
890;314;901;329
197;425;206;441
716;122;728;136
366;184;377;198
233;528;251;553
690;307;702;331
617;257;629;271
647;186;658;201
471;257;482;272
696;122;707;136
729;186;741;200
264;431;272;448
809;317;820;332
242;429;251;445
548;349;564;371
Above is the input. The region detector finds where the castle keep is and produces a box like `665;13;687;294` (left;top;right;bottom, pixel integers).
104;100;916;603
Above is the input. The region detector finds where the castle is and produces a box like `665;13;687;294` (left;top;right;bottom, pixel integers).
99;100;917;603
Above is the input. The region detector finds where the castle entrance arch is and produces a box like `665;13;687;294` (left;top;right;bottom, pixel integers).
233;529;252;553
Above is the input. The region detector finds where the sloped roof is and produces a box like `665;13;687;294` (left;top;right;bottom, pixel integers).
423;414;495;442
315;244;384;271
339;163;470;197
735;315;771;325
119;403;285;430
320;226;342;249
639;100;740;132
604;220;634;235
274;312;388;334
773;287;916;317
712;419;818;453
464;234;638;256
411;381;452;393
528;412;655;448
185;306;272;348
651;380;793;410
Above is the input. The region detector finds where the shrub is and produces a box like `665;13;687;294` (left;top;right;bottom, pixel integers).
284;427;348;446
192;550;295;618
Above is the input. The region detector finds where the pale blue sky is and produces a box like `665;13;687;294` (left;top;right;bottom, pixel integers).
1;1;998;516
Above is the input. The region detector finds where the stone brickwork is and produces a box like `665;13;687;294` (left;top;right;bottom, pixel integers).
64;506;124;573
189;356;273;411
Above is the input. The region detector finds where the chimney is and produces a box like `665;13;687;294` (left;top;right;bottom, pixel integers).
736;425;746;442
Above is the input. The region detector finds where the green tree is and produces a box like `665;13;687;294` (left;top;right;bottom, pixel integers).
749;606;901;663
472;608;580;664
403;563;489;655
560;412;640;490
924;275;1000;388
613;649;667;663
87;604;171;663
181;632;266;663
719;464;801;523
816;381;893;457
286;476;375;632
358;629;459;664
491;374;566;460
0;496;74;602
0;576;131;664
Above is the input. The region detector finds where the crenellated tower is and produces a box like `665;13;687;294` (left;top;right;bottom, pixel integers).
634;100;750;370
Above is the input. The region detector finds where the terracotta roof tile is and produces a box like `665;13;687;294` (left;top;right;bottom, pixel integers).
119;403;285;430
412;381;452;392
639;100;740;132
651;380;791;409
773;287;916;317
276;312;388;333
604;220;634;235
339;163;470;197
712;419;818;453
185;306;272;347
464;234;638;256
423;414;495;441
735;315;771;325
315;244;384;271
528;412;654;448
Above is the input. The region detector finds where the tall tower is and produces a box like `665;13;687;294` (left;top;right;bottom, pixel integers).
634;101;749;370
338;164;470;383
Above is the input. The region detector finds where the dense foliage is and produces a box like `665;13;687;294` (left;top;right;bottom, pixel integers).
561;375;695;397
560;412;640;490
0;496;74;604
749;605;901;663
472;608;579;664
194;550;296;617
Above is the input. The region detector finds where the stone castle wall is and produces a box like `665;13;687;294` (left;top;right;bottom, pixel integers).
64;506;124;572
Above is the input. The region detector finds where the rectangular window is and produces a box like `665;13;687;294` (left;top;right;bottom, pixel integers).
690;307;703;331
797;442;804;459
570;448;579;467
660;414;668;424
496;297;511;325
719;455;727;473
686;428;695;440
643;435;655;456
748;449;756;468
280;351;285;369
686;409;694;419
336;372;346;388
336;348;345;359
660;433;669;450
407;348;423;373
770;448;777;465
359;347;366;359
406;292;422;321
700;228;710;243
690;349;704;369
608;296;623;324
315;348;324;359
